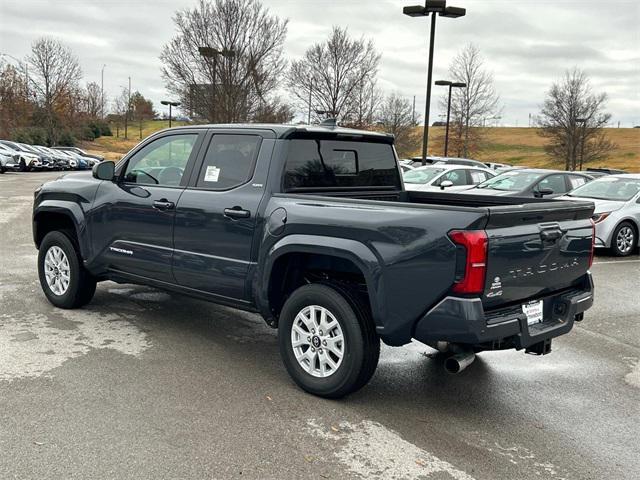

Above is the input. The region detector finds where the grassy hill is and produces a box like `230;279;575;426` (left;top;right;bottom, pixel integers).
81;121;640;172
408;126;639;172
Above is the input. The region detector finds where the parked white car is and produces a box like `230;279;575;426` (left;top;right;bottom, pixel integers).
560;174;640;256
403;164;496;192
0;140;41;171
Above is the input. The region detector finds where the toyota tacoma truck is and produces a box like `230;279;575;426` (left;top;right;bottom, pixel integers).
33;123;595;398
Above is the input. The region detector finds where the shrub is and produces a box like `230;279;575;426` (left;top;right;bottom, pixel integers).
57;131;76;146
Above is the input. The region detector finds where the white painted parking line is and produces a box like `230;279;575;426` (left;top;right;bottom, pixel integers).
592;259;640;265
307;419;476;480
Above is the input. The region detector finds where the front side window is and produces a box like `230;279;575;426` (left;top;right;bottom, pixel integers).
284;139;400;190
196;134;261;189
537;174;567;194
440;169;468;186
123;134;197;186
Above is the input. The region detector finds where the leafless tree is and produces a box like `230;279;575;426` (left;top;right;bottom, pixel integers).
253;97;295;124
378;93;420;157
84;82;102;118
441;44;500;158
537;68;613;171
288;26;380;124
112;88;130;138
27;37;82;144
160;0;288;123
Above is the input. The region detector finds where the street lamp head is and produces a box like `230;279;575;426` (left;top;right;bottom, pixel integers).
440;6;466;18
425;0;447;13
199;46;236;58
161;100;181;107
403;5;427;17
452;82;467;88
435;80;452;86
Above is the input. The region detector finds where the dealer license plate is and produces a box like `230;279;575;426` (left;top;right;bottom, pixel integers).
522;300;544;326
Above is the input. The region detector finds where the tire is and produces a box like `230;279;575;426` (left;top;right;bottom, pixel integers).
19;159;27;172
610;222;637;257
38;230;97;309
278;283;380;399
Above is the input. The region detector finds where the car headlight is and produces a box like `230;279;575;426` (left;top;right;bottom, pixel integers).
592;212;611;224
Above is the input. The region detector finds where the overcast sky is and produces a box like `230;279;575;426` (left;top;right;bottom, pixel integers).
1;0;638;126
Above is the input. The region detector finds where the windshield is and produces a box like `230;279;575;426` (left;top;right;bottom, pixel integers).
403;168;445;184
568;177;640;201
475;171;545;191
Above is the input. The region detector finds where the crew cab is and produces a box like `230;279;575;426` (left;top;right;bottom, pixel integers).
33;123;595;398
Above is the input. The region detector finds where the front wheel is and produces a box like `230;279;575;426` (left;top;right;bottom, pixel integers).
278;283;380;398
38;231;97;308
611;222;637;257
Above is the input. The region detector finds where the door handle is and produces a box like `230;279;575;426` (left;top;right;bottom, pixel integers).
153;199;175;211
224;207;251;219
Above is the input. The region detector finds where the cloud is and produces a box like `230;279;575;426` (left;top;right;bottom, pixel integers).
0;0;638;126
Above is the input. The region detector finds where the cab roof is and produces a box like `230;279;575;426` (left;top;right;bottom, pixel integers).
165;123;395;142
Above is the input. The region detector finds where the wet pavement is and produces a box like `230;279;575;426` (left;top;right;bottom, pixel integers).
1;171;639;479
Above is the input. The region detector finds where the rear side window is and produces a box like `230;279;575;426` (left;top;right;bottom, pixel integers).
568;175;588;189
196;134;261;189
470;170;491;184
284;139;400;190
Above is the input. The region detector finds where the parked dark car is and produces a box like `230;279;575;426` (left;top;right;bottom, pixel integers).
586;167;627;178
52;146;104;162
463;168;594;198
33;124;595;398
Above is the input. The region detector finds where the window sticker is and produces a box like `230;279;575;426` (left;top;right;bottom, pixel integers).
204;166;221;182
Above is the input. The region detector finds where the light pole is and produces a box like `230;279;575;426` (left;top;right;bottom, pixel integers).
198;47;235;123
101;64;106;119
403;1;466;165
161;100;181;128
576;117;587;171
435;80;466;156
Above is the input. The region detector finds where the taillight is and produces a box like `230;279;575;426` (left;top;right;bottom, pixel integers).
589;219;595;268
448;230;488;294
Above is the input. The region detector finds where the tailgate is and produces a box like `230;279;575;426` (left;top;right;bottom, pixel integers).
482;200;594;309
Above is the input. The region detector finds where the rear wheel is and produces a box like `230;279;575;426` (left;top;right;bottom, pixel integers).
278;283;380;398
610;222;637;257
38;231;96;308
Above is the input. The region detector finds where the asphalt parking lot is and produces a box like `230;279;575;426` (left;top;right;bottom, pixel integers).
1;171;638;480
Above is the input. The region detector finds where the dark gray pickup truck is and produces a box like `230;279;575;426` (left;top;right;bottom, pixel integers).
33;123;595;398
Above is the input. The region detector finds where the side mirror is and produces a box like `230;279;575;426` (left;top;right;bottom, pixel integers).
93;161;115;181
440;180;454;190
535;187;554;197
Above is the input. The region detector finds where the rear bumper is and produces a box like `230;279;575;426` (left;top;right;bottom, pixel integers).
413;272;594;350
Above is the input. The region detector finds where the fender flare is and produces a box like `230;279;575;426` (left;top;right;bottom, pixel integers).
33;201;89;259
255;234;385;328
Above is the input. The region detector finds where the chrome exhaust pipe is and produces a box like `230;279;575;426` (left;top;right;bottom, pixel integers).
444;350;476;374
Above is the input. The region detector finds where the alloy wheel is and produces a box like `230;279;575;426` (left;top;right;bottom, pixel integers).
44;245;71;296
291;305;345;378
